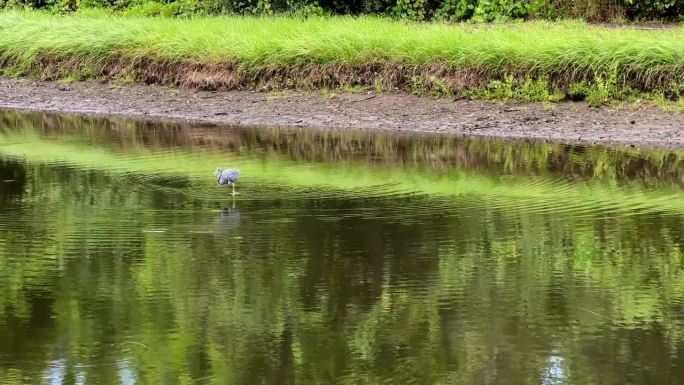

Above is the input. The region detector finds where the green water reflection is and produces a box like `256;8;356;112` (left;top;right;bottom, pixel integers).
0;110;683;385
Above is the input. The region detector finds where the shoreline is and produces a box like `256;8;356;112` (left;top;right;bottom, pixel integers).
5;13;684;108
1;78;684;150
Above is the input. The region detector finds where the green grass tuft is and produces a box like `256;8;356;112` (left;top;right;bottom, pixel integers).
2;11;684;103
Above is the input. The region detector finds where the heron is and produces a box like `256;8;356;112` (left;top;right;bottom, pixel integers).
214;168;240;196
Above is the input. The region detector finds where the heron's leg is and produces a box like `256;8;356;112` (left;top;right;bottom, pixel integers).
231;182;239;196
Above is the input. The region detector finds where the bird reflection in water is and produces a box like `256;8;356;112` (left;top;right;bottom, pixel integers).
217;197;241;232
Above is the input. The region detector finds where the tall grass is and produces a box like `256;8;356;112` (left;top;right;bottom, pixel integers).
2;10;684;101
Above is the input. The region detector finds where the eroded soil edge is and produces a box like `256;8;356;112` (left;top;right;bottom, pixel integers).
1;78;683;149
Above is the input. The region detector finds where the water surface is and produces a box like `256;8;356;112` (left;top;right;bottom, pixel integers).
0;110;683;385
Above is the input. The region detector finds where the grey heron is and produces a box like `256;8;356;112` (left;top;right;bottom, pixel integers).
215;168;240;196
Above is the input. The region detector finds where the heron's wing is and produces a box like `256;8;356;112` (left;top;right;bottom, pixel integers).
218;169;240;184
225;169;240;181
218;174;230;184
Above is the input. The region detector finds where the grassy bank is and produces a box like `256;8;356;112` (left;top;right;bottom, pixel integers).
2;11;684;104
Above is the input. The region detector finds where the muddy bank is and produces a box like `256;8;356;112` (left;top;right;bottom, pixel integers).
1;78;683;149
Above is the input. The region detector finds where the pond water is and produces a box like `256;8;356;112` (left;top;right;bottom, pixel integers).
0;110;683;385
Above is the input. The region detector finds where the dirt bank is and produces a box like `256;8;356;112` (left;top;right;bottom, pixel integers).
1;78;683;149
